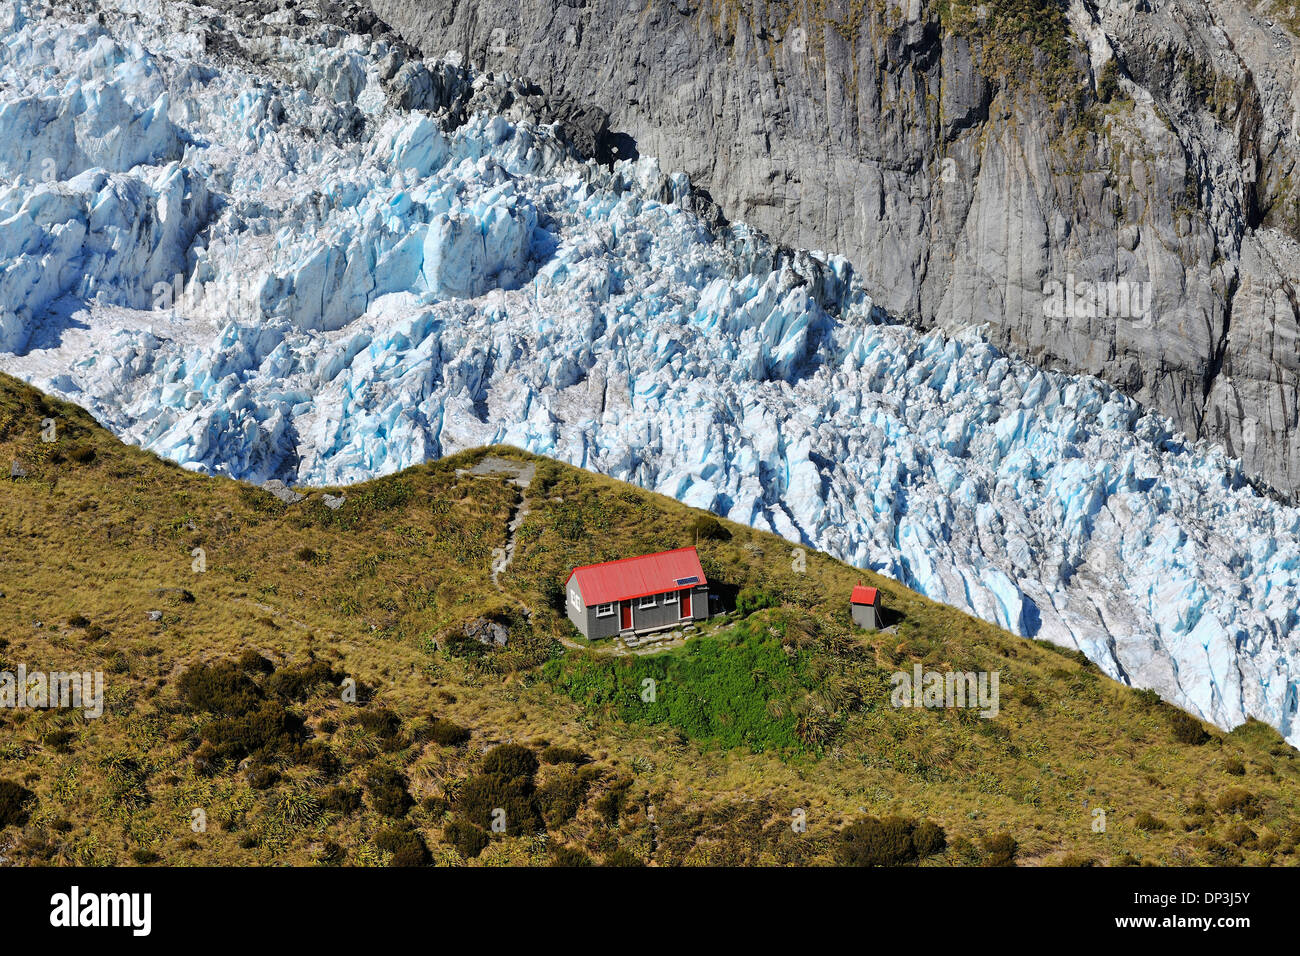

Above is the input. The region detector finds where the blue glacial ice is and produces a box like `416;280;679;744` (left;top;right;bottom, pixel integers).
2;0;1299;742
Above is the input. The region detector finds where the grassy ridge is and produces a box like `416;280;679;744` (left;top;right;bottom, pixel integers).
0;370;1298;866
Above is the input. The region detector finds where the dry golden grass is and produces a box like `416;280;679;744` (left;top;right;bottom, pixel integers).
0;371;1297;867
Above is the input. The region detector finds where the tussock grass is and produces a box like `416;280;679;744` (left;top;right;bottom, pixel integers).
1;371;1298;866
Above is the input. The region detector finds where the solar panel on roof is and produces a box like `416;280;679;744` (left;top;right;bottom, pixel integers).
675;576;699;586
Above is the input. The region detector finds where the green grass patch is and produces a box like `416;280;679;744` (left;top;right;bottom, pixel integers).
543;612;818;753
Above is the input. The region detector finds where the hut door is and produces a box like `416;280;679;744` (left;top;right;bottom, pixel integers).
679;591;692;619
620;602;632;630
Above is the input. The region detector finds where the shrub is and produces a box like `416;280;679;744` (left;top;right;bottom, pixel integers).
981;833;1018;867
912;819;947;858
267;661;343;702
0;781;35;828
192;741;220;776
551;846;593;866
424;719;470;747
375;825;430;866
43;729;75;753
294;547;317;562
1134;811;1165;832
456;773;543;835
301;741;340;776
366;767;414;818
67;444;96;464
594;779;632;826
1096;58;1120;103
481;744;539;780
321;786;363;815
1170;710;1210;746
354;708;404;749
199;701;305;765
1133;687;1162;708
67;614;90;628
444;821;490;859
177;660;262;716
735;587;778;616
689;515;731;542
1226;717;1293;755
247;765;280;790
1069;649;1096;669
421;796;450;816
1222;758;1245;776
1215;788;1261;819
837;816;917;866
538;771;592;828
237;650;275;675
1222;823;1257;848
540;745;590;765
131;849;159;864
942;835;980;865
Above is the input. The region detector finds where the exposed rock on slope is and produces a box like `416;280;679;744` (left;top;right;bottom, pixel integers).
368;0;1300;498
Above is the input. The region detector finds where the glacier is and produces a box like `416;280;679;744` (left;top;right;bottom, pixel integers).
1;0;1298;743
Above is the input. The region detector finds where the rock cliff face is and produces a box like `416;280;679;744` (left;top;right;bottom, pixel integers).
367;0;1300;497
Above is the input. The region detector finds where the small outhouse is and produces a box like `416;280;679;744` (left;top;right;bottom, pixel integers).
850;584;882;630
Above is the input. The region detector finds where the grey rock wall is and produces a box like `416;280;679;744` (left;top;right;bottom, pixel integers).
364;0;1300;497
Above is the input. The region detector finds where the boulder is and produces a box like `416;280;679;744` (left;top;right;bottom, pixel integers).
262;479;305;504
462;617;509;647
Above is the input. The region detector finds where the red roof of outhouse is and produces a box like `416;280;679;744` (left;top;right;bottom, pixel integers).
567;546;708;606
850;585;879;606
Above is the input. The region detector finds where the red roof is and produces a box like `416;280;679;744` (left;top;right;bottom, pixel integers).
567;547;707;606
850;585;879;606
